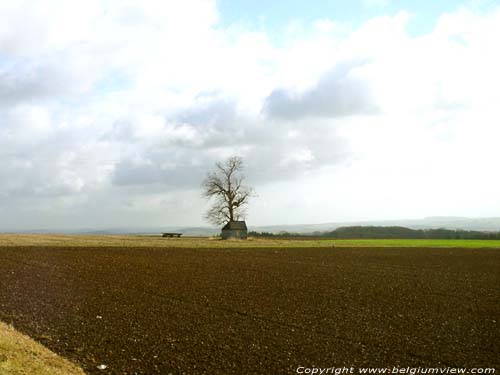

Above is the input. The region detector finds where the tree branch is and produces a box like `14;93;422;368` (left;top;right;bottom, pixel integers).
201;156;254;226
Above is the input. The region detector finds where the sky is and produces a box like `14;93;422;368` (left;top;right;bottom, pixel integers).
1;0;500;230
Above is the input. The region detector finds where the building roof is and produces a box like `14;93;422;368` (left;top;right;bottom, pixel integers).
221;221;247;230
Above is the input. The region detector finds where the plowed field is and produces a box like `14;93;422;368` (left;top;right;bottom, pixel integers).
0;246;498;374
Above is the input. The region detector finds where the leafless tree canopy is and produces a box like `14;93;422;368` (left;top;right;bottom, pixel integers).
202;156;254;226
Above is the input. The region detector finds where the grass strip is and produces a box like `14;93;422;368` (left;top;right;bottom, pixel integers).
0;321;85;375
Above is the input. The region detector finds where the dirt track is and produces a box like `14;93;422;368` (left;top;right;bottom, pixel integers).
0;246;498;374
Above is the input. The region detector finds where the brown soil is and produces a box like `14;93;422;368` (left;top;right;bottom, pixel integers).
0;246;498;374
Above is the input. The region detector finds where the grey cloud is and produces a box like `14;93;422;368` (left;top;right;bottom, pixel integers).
0;105;110;199
244;120;350;184
112;157;209;188
110;97;350;188
101;121;138;142
0;90;350;205
264;60;378;120
178;97;237;128
0;153;80;198
101;98;242;148
173;97;249;148
0;57;95;106
0;90;350;233
112;162;163;186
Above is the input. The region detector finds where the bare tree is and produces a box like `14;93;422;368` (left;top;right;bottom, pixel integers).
202;156;254;226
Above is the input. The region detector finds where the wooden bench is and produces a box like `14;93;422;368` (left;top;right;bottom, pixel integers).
162;233;183;238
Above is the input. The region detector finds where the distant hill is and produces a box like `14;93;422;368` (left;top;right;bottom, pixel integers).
3;217;500;236
252;217;500;234
346;225;499;239
249;226;500;240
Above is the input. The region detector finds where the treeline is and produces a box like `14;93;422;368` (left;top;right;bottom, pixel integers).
248;226;500;240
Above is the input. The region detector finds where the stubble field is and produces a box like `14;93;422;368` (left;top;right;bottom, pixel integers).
0;237;498;374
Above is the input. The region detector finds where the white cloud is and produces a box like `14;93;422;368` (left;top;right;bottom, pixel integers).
1;2;500;229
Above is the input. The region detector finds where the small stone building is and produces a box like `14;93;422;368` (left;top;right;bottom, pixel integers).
221;221;248;240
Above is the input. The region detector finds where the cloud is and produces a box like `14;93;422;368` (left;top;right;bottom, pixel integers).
109;97;349;188
0;104;112;199
0;57;95;105
263;59;379;119
1;2;500;228
112;160;206;188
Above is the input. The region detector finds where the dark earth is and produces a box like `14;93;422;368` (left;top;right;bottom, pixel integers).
0;246;498;374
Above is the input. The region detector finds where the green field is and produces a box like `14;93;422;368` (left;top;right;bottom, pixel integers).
318;238;500;248
1;234;500;248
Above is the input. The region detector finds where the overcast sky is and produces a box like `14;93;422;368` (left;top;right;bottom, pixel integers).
1;0;499;230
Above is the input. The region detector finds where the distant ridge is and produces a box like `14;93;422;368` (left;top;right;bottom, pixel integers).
250;226;500;240
252;217;500;234
2;217;500;236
